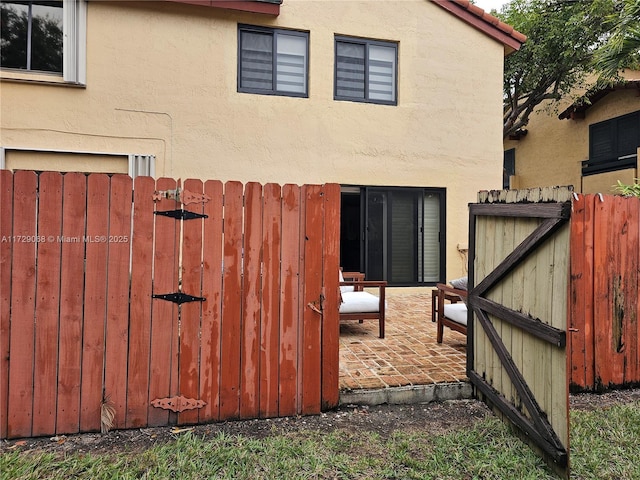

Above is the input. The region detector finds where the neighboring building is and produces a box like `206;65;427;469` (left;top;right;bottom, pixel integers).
504;70;640;194
1;0;523;286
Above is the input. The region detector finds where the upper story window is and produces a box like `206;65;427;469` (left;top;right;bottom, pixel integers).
1;1;62;73
1;0;86;84
583;110;640;176
238;25;308;97
334;36;397;105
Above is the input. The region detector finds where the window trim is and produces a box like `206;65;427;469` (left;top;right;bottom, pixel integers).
237;24;309;98
0;0;86;85
334;35;398;106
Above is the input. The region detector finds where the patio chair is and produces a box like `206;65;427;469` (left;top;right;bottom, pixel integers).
434;283;468;343
339;270;387;338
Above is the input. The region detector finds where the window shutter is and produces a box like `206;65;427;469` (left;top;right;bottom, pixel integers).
617;111;640;157
590;122;614;161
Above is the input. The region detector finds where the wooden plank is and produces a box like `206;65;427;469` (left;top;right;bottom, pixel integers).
104;174;133;430
7;171;38;438
321;183;340;410
471;202;570;219
627;197;640;384
32;172;63;437
259;184;281;418
593;195;626;388
219;181;243;420
199;180;224;423
0;170;14;439
296;187;307;415
148;178;180;427
549;222;570;452
126;176;155;428
80;174;110;432
301;185;323;415
472;211;487;390
582;195;596;388
168;179;181;426
619;196;638;385
240;182;262;419
484;215;499;390
178;178;205;425
499;218;516;404
279;185;300;417
56;172;87;434
568;194;587;389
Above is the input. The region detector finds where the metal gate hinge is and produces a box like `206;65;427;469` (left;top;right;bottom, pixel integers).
154;209;208;220
151;395;206;412
152;292;206;304
153;188;211;205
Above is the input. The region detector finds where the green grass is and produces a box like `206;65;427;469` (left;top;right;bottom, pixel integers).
2;402;639;480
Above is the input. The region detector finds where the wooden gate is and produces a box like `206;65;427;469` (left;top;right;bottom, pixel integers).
0;171;340;440
467;187;572;474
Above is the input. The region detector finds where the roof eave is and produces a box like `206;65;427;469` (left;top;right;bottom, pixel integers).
432;0;525;55
559;80;640;120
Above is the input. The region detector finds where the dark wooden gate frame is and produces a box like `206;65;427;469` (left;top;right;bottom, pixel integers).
467;201;571;468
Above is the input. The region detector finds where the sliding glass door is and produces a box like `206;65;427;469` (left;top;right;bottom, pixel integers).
361;187;444;286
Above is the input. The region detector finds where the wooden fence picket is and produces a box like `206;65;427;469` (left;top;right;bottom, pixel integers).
0;170;14;439
240;182;263;419
80;174;110;432
301;185;324;415
148;177;180;427
279;184;301;417
126;176;155;428
7;171;38;438
56;173;87;434
103;174;133;430
199;180;223;423
260;183;282;418
219;181;243;420
32;172;62;437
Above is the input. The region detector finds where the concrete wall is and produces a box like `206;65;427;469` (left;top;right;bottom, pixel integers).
1;0;507;280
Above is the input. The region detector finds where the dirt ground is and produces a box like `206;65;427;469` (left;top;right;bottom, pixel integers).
2;388;639;457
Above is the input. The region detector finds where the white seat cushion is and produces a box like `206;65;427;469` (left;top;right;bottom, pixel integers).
339;291;380;313
339;270;354;293
443;303;467;326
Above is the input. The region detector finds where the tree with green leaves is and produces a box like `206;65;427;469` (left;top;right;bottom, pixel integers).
593;0;640;78
497;0;626;139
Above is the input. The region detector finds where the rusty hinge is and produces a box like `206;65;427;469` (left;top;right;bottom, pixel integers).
152;292;206;304
153;188;211;205
154;209;208;221
151;395;206;412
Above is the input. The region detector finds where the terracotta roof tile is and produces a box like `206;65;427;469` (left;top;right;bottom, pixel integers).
432;0;526;53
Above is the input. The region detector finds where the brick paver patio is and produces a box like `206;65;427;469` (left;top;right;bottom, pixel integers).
339;288;468;391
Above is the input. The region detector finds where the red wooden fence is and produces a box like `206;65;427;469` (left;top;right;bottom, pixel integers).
0;171;340;439
569;193;640;391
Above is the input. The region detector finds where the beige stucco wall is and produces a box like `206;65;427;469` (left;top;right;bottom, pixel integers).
1;0;506;280
505;71;640;194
